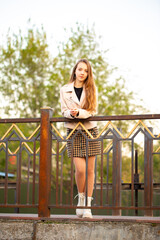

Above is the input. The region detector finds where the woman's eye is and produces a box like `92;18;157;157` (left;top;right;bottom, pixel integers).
78;68;88;72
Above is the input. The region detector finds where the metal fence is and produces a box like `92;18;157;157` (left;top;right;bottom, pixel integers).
0;108;160;217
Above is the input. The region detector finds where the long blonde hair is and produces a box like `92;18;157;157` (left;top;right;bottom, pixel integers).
69;59;97;112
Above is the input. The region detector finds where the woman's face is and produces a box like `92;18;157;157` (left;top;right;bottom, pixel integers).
75;62;88;83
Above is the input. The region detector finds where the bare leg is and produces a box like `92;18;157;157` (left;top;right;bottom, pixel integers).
73;156;96;196
73;157;86;193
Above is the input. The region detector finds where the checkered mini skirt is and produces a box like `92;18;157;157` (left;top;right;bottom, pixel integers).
66;127;101;158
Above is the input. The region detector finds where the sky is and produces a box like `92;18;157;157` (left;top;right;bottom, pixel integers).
0;0;160;114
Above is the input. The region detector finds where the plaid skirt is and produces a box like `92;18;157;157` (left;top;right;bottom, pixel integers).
66;127;101;158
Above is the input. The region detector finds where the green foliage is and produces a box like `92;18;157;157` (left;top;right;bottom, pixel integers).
0;23;52;117
0;22;141;119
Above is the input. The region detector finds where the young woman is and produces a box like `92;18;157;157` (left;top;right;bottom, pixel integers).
60;59;100;218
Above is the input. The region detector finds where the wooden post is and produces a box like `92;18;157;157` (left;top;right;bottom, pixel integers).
38;108;53;217
144;128;153;216
112;129;122;216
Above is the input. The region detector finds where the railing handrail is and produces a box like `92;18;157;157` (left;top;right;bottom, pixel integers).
0;118;41;123
50;114;160;122
0;113;160;124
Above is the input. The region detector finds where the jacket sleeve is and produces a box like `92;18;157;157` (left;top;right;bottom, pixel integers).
76;109;92;119
60;88;73;119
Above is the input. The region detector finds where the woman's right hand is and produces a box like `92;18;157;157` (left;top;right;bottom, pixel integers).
70;109;79;117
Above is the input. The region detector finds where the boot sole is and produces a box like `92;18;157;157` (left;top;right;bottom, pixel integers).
76;214;83;218
82;214;93;219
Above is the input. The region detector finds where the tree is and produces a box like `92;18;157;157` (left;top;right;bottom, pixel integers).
48;23;138;119
0;23;53;118
0;22;140;119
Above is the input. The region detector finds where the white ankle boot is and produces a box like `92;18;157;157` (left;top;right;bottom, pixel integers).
83;197;93;219
76;193;85;218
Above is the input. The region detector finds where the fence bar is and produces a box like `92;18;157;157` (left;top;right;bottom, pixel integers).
100;140;103;206
56;141;59;206
131;140;134;206
32;142;36;205
106;153;109;206
112;129;122;216
144;128;153;216
4;142;9;204
26;155;30;204
60;155;63;205
17;146;22;205
38;108;53;217
70;141;74;205
134;150;139;216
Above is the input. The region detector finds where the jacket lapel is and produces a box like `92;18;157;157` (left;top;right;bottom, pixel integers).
64;82;86;107
72;85;80;105
64;82;80;106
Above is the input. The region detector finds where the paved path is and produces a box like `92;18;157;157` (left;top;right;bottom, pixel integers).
0;213;160;223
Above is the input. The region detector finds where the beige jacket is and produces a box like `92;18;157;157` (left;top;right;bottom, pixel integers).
60;82;97;129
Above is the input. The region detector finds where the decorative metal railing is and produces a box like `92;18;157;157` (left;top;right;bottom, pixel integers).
0;108;160;217
0;118;41;211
